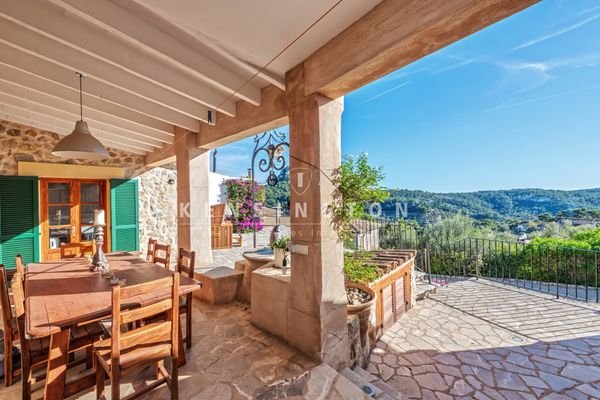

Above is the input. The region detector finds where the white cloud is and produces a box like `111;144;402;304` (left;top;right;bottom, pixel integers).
356;81;411;106
483;83;600;113
512;13;600;51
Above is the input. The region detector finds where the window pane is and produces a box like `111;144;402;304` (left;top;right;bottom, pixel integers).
48;183;70;204
81;225;95;242
81;183;100;203
49;228;70;249
48;206;70;226
80;204;98;225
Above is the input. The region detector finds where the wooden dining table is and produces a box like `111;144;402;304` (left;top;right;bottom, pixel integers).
25;252;202;400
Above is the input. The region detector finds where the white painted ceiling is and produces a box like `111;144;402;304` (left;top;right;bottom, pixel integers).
0;0;381;155
139;0;381;77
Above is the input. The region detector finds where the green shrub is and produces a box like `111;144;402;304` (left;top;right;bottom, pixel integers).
343;252;379;284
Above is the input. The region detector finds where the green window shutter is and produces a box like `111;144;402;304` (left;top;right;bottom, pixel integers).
0;176;40;270
110;179;139;252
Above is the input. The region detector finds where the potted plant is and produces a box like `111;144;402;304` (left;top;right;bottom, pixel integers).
271;236;290;268
344;252;378;350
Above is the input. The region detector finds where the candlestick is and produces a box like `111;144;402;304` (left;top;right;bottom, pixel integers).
92;211;109;272
94;209;106;226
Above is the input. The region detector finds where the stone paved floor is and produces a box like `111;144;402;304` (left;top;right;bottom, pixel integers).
200;226;290;273
0;299;316;399
368;278;600;399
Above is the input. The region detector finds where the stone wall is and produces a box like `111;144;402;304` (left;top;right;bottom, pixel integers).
138;165;178;263
0;120;179;262
0;120;146;178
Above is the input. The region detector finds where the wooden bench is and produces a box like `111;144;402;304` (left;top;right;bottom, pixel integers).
195;267;243;305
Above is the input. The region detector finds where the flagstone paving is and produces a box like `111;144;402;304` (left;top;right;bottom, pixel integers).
0;299;316;399
368;279;600;399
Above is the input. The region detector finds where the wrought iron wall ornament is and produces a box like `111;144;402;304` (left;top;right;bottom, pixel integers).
251;130;289;247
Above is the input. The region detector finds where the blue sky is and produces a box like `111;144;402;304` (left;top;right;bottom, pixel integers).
215;0;600;193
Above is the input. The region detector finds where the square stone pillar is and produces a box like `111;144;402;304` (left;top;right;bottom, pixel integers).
175;127;212;267
286;65;348;369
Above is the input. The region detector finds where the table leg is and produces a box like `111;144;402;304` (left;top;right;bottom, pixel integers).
44;329;70;400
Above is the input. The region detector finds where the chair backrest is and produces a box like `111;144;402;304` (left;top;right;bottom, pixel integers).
146;238;157;262
211;204;227;226
177;248;196;279
153;243;171;269
10;272;32;361
60;242;95;259
0;265;13;330
15;254;25;278
110;274;179;364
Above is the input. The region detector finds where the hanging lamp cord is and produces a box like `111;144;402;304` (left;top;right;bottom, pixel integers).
78;72;83;121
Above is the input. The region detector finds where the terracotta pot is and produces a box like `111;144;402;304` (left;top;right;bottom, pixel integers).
346;281;376;348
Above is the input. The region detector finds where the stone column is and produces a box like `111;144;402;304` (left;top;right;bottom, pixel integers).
175;127;212;268
285;65;348;369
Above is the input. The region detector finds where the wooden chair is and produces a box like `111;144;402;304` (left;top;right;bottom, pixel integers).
146;238;157;262
94;274;180;400
60;242;95;259
176;248;196;349
11;272;104;400
15;254;25;278
153;242;171;269
1;264;19;387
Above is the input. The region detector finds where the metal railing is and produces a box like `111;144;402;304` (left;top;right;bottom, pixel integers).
350;218;600;303
428;238;600;302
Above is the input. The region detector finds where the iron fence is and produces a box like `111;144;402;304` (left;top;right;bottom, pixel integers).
350;218;600;302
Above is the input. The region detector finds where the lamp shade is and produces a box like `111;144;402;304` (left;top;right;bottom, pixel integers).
52;120;109;160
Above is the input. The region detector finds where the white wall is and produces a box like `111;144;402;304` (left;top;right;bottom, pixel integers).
209;171;250;205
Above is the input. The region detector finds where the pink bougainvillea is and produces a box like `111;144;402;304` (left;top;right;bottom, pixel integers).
224;179;265;233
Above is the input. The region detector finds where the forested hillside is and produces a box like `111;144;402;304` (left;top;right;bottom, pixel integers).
382;188;600;223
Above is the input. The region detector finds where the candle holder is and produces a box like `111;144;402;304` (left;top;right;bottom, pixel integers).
92;209;109;272
92;224;109;272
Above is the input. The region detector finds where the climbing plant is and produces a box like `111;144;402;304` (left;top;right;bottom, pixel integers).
224;179;265;233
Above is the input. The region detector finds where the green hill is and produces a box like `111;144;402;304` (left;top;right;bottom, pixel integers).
382;188;600;223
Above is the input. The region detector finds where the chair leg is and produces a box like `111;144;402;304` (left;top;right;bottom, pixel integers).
4;337;12;387
21;354;31;400
110;367;120;400
95;359;105;400
156;359;164;380
186;300;192;349
170;357;178;400
86;346;93;369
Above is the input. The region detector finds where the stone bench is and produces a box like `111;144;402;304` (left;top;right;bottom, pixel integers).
195;267;243;305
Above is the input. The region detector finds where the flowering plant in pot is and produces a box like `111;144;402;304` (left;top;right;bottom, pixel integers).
270;236;290;268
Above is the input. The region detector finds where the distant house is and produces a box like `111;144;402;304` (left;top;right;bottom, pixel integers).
558;218;600;227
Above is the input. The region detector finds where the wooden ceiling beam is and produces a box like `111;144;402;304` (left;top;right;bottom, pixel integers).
0;43;200;132
0;64;173;136
0;0;237;116
0;107;153;154
0;80;171;144
144;145;177;168
196;85;288;150
303;0;540;98
54;0;262;106
0;18;209;125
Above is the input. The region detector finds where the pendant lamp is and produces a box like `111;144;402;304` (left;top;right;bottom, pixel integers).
52;73;109;160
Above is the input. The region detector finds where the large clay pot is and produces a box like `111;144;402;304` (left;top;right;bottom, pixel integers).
346;281;376;348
